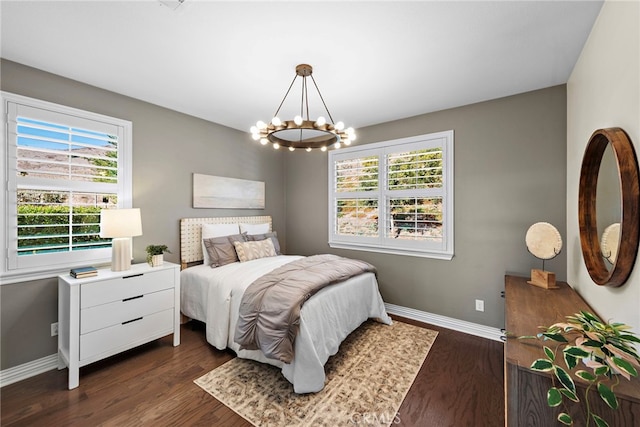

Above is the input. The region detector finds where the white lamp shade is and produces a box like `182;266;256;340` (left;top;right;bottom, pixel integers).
100;208;143;238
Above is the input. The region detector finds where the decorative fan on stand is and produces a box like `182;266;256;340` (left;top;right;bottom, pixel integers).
525;222;562;289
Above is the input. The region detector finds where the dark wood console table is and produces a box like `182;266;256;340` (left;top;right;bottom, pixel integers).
504;274;640;426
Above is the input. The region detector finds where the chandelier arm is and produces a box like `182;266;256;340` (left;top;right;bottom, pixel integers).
299;75;305;119
303;76;310;120
273;74;299;118
309;75;336;124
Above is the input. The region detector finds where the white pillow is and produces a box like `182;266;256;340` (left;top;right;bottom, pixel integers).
201;223;240;265
239;222;270;235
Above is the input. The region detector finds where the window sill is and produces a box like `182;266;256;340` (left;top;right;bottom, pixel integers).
1;260;111;285
328;242;454;260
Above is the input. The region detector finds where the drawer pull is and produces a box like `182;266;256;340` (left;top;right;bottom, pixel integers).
122;273;143;279
122;317;143;325
122;295;144;302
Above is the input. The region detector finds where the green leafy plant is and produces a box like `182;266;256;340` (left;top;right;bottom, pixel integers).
145;244;171;264
520;311;640;426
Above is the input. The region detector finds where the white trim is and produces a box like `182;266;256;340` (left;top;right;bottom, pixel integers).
328;130;454;260
0;353;58;388
1;91;133;281
0;303;503;387
385;303;504;342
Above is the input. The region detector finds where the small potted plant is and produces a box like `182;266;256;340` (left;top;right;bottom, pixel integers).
520;310;640;426
145;244;171;267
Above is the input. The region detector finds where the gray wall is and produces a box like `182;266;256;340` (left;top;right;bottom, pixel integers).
285;85;567;329
0;59;567;370
0;59;287;369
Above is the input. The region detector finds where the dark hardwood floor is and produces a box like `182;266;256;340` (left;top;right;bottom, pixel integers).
1;316;504;426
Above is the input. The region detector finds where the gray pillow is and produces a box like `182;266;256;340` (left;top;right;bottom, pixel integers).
246;231;282;255
203;233;246;267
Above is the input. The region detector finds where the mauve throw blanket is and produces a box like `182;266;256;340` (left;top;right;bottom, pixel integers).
234;254;377;363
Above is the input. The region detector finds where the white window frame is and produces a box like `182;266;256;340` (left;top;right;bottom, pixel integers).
328;130;454;260
1;92;133;283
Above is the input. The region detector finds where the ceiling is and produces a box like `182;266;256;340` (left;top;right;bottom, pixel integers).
1;1;604;133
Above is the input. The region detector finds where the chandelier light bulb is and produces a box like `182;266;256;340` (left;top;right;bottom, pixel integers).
289;146;295;152
316;116;326;127
350;133;357;141
260;138;269;145
294;115;303;126
334;142;341;149
257;120;267;130
272;117;282;126
251;133;260;141
250;126;258;134
273;143;280;149
306;147;312;152
343;138;351;145
321;146;327;152
335;121;345;131
346;127;355;135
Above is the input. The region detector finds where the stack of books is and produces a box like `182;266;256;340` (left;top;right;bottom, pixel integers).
70;266;97;279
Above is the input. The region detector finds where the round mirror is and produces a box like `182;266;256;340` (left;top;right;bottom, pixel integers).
578;127;640;287
596;144;621;269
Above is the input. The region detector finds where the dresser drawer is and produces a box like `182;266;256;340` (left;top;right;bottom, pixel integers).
80;308;174;361
81;268;174;308
80;288;174;334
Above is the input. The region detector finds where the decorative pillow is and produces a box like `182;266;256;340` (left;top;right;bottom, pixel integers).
239;222;270;235
203;233;246;267
201;223;240;266
233;239;277;262
246;231;282;255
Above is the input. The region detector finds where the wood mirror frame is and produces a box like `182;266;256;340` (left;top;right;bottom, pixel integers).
578;127;640;287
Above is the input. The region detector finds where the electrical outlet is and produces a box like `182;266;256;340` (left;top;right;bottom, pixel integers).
51;322;58;337
475;299;484;312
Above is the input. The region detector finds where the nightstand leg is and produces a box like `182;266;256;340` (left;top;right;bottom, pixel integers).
68;362;79;390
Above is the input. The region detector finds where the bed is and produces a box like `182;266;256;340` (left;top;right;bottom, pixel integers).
179;216;392;393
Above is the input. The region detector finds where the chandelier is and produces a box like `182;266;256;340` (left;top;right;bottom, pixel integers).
250;64;356;152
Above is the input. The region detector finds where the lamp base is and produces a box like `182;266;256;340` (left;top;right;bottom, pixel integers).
527;269;558;289
111;237;132;272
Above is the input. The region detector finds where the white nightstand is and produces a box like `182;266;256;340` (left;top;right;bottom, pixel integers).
57;262;180;389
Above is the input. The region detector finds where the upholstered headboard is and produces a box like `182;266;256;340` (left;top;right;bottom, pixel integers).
179;216;272;269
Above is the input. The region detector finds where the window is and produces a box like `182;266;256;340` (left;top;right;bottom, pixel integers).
329;130;454;259
1;92;132;281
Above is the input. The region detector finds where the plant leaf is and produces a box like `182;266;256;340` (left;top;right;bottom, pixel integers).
611;356;638;377
547;387;562;407
564;346;591;358
592;414;609;427
542;333;568;343
559;388;579;402
619;334;640;343
594;365;610;376
544;346;555;361
558;413;573;425
582;339;605;348
607;356;631;380
555;366;576;394
575;370;597;382
531;359;554;372
564;353;578;370
581;311;602;322
597;382;618;409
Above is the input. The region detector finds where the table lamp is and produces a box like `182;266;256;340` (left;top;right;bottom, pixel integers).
100;208;143;271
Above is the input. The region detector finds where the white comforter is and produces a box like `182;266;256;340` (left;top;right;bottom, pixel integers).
180;255;392;393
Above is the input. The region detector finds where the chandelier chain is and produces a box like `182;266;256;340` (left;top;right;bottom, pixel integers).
310;75;335;125
273;74;298;119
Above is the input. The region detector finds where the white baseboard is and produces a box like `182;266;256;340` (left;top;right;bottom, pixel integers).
385;303;504;342
0;353;58;388
1;305;502;388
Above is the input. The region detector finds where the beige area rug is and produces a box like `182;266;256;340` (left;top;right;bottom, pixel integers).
194;320;438;427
